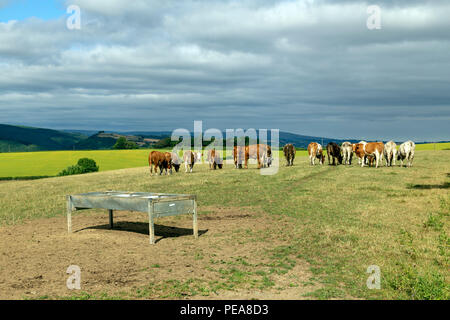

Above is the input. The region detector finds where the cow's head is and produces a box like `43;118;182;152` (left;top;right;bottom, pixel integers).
172;163;180;172
196;152;202;162
267;156;273;167
338;154;343;164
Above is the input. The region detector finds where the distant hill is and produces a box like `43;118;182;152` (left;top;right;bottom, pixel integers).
1;124;448;152
0;124;86;152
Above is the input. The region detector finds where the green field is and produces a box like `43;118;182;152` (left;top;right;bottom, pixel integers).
0;143;446;178
0;148;448;300
0;149;167;178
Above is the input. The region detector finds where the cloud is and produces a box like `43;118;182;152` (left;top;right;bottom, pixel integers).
0;0;449;140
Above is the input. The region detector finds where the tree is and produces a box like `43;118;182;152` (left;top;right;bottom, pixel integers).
113;137;138;149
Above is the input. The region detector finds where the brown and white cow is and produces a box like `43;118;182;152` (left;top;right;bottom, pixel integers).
352;141;368;165
326;142;343;165
397;140;415;167
356;142;384;168
307;142;325;165
283;144;296;166
341;141;353;165
383;141;397;167
149;150;171;175
168;152;181;172
233;144;272;169
183;150;201;173
207;148;223;170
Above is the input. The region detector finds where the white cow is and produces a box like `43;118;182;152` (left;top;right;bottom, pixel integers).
341;141;353;165
183;151;202;173
397;141;415;167
384;141;397;167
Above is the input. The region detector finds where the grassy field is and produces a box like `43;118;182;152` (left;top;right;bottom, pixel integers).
0;149;448;300
0;149;167;178
0;142;447;178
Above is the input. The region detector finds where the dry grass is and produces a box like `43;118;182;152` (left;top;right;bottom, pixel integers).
0;150;449;299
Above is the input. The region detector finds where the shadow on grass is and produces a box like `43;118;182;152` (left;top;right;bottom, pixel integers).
407;182;450;190
76;221;208;243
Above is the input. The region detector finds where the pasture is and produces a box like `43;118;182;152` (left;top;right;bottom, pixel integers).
0;142;447;178
0;148;448;300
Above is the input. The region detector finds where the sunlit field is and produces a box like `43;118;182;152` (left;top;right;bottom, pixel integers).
0;143;446;178
0;149;448;300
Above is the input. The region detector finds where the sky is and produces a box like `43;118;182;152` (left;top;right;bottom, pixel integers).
0;0;449;141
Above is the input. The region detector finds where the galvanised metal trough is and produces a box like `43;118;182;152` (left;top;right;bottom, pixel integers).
66;191;198;244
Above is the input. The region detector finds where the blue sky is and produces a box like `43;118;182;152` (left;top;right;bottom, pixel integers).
0;0;65;22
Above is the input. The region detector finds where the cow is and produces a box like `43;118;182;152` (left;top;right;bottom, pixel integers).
169;152;181;172
384;141;397;167
233;144;272;169
397;140;415;167
283;144;296;166
341;141;353;165
326;142;343;165
149;150;171;175
353;142;366;166
352;141;368;165
356;142;384;168
307;142;325;165
183;150;201;173
207;148;223;170
233;145;245;169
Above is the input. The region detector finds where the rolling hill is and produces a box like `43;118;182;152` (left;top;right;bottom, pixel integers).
1;124;448;152
0;124;86;152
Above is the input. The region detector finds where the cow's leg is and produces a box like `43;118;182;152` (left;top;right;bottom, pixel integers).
185;161;188;173
190;164;193;173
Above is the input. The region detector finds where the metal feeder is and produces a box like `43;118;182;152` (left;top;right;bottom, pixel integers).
66;191;198;244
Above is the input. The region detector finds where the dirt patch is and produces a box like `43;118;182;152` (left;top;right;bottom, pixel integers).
0;207;320;299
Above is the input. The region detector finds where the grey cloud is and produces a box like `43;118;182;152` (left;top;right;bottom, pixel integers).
0;0;449;141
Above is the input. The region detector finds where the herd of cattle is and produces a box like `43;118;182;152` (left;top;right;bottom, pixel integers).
304;140;416;168
148;140;416;175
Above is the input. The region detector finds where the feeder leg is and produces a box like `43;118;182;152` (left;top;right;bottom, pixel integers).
148;203;155;244
193;199;198;239
67;196;73;233
109;209;114;229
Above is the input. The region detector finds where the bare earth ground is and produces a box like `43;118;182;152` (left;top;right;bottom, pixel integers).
0;206;321;300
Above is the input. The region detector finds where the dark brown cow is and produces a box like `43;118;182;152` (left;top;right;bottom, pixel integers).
283;144;296;166
207;149;223;170
149;151;171;175
233;144;272;169
326;142;343;165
